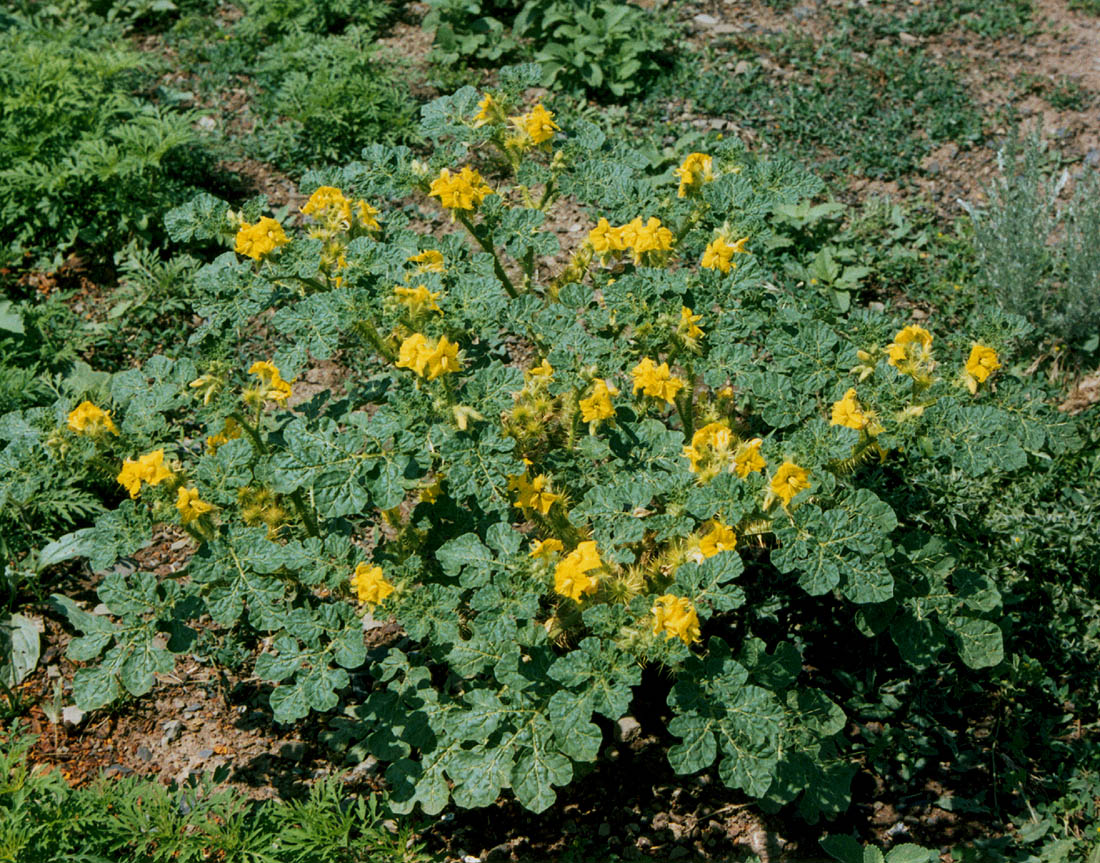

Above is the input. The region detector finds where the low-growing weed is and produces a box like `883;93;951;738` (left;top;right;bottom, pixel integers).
965;134;1100;354
0;726;432;863
654;39;982;180
0;12;219;267
253;28;419;170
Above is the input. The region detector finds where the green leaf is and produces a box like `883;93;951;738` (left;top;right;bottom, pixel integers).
511;738;572;813
949;616;1004;669
0;614;40;688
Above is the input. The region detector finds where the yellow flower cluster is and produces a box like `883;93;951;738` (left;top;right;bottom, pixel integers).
206;417;243;453
429;167;494;213
67;401;118;437
407;249;445;273
394;284;443;317
631;358;686;405
769;461;811;507
886;325;933;376
964;344;1001;394
701;235;750;274
234;217;288;260
249;361;293;404
117;449;174;499
351;563;394;607
395;333;462;380
579;378;619;425
176;487;214;524
588;217;674;265
682;421;767;482
679;307;704;344
473;93;502;127
508;468;562;515
651;594;701;645
510;103;559;145
674;153;714;198
301;185;381;233
554;541;602;601
527;359;554;381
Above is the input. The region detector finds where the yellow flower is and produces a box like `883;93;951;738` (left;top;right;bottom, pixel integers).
355;199;381;231
396;333;432;377
206;417;243;453
511;104;559;145
620;216;674;264
682;421;732;473
886;325;933;370
428;167;494;213
679;306;704;342
67;401;118;436
700;235;749;273
513;473;561;515
302;186;351;226
176;487;214;524
964;344;1001;393
408;250;445;273
631;358;686;404
732;438;766;478
770;461;811;507
580;378;619;424
651;595;701;645
530;538;564;558
351;563;394;607
117;449;174;499
527;359;554;380
697;520;737;560
248;361;293;403
674;152;714;198
425;335;462;379
394;284;443;316
588;218;627;257
554;541;602;601
830;388;868;430
234;217;288;260
473;93;501;126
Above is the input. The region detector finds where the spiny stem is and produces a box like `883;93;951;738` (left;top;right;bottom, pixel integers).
457;212;519;299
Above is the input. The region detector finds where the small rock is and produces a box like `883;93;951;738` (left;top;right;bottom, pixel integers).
615;715;642;743
197;748;214;760
183;703;203;713
792;5;814;21
462;856;481;863
197;116;217;131
46;664;60;679
136;745;153;762
734;60;753;76
925;161;941;176
347;756;380;779
1085;148;1100;167
692;12;718;26
714;23;739;35
381;819;398;834
598;823;611;837
898;31;919;45
362;610;386;632
104;764;134;778
868;301;886;313
162;719;184;744
62;706;86;728
568;223;583;233
170;539;190;551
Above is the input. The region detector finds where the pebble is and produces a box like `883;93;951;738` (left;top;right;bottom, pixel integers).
104;764;134;778
162;719;184;744
197;116;217;131
362;610;386;632
1085;148;1100;167
197;748;214;760
692;12;718;26
183;703;203;713
136;745;153;762
92;603;111;616
62;706;86;727
615;715;642;743
347;756;380;779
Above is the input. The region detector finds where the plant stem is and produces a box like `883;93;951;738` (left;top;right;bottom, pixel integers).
457;212;519;299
